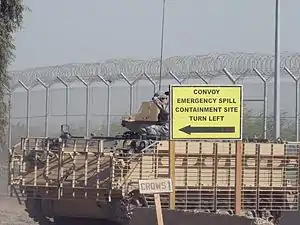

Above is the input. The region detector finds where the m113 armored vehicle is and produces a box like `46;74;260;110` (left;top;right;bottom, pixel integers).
7;93;300;225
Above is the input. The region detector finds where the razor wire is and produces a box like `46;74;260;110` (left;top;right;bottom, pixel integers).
7;52;300;87
3;51;300;146
4;52;300;141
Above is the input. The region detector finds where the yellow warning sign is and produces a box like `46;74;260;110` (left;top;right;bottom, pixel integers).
170;85;242;140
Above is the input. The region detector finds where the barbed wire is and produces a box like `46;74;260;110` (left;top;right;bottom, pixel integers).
8;52;300;86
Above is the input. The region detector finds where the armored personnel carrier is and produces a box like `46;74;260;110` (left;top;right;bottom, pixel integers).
7;99;300;225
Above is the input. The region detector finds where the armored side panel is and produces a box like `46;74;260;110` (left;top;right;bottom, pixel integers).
8;138;300;223
112;141;238;210
242;142;299;211
112;141;300;213
10;137;113;201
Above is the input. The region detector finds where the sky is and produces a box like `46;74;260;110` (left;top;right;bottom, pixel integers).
6;0;300;142
9;0;300;71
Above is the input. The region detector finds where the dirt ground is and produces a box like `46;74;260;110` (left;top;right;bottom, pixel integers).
0;194;299;225
0;196;118;225
0;196;37;225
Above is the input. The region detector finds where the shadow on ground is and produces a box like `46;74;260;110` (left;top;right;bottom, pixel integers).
130;208;253;225
279;212;300;225
130;208;300;225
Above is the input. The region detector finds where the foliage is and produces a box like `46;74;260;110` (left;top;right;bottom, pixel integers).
0;0;25;145
99;109;297;140
90;109;297;140
242;108;296;140
8;108;298;146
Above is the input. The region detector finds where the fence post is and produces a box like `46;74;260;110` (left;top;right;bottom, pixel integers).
143;72;156;94
284;67;299;141
223;68;237;84
253;69;268;139
194;71;209;84
223;68;269;138
97;75;111;136
76;76;89;137
57;76;69;125
18;81;30;137
131;72;158;101
4;85;12;150
36;78;50;137
168;71;183;84
120;73;134;115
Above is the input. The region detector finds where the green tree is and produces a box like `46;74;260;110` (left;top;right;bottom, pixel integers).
0;0;25;145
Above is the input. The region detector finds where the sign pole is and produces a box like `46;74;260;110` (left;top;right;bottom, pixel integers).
154;193;164;225
138;178;173;225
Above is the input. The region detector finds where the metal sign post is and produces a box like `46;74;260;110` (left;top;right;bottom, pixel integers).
139;178;173;225
169;84;243;140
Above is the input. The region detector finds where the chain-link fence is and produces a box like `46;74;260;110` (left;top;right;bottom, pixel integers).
1;52;300;195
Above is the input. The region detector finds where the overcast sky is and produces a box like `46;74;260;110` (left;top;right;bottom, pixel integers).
9;0;300;71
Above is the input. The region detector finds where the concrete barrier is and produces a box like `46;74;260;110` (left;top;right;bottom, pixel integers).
130;208;254;225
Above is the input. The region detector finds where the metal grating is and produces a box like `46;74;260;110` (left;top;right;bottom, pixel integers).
9;137;113;201
8;138;300;213
241;143;300;211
